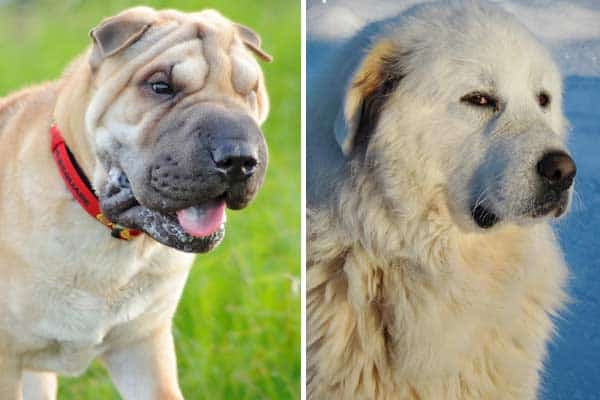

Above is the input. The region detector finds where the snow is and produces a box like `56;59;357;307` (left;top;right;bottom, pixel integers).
308;1;600;398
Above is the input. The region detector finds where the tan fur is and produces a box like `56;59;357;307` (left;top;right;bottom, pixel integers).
340;40;398;153
350;40;397;100
307;2;570;399
0;7;270;400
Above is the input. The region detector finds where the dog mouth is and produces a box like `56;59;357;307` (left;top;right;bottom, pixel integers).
101;168;233;253
531;192;569;219
132;180;258;252
141;195;228;253
470;194;569;229
471;204;500;229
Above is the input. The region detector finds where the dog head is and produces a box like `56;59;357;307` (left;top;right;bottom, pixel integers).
83;7;271;251
336;0;574;231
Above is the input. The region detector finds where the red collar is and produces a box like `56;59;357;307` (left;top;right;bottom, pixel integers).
50;123;142;240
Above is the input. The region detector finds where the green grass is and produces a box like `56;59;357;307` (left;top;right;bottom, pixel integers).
0;1;300;399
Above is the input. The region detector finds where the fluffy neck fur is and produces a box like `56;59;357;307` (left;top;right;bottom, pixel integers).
308;162;565;399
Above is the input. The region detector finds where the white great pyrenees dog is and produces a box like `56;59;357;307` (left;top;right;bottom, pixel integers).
307;1;576;399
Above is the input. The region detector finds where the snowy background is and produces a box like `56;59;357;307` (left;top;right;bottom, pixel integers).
308;1;600;398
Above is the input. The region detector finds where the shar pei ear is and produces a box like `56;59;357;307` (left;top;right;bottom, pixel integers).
89;7;154;70
235;23;273;63
334;40;404;157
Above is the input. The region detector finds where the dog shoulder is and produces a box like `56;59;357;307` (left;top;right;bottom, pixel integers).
0;82;64;160
0;82;60;127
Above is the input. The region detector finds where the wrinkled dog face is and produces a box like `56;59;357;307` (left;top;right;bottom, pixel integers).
86;7;271;252
339;1;575;231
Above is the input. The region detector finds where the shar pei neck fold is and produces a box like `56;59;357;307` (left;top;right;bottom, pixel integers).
308;1;575;399
0;6;271;400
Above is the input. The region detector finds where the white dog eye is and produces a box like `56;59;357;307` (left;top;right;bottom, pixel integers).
460;92;498;111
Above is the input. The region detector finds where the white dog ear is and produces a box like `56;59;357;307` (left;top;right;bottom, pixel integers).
89;8;154;70
336;40;402;156
235;23;273;63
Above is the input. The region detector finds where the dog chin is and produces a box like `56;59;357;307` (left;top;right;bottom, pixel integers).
121;199;228;253
530;197;570;220
134;186;258;253
101;168;230;253
145;192;255;253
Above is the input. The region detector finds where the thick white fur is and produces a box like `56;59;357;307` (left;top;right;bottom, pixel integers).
308;1;571;399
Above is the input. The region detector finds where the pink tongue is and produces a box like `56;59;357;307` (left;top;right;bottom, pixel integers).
176;200;226;237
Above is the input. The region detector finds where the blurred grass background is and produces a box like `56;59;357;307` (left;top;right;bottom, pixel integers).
0;0;300;399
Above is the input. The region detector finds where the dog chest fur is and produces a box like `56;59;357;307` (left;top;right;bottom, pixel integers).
9;229;194;376
7;219;193;375
308;178;567;399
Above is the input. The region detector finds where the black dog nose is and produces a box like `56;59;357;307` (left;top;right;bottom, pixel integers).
536;151;576;191
211;144;259;181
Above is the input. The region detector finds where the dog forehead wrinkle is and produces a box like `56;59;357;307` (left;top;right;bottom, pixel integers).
193;10;235;53
155;9;186;22
170;45;209;93
195;32;232;88
86;23;198;135
195;9;232;35
230;42;259;95
112;22;179;64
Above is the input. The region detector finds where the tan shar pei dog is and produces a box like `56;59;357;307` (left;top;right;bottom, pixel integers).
0;6;271;399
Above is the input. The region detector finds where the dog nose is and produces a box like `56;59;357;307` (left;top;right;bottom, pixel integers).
536;151;576;191
211;144;259;181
